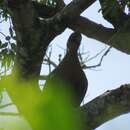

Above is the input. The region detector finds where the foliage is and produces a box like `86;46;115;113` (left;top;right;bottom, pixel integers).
100;0;130;14
0;7;16;76
36;0;57;7
118;0;130;10
0;0;9;21
0;73;82;130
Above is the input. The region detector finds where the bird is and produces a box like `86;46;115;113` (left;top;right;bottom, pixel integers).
43;32;88;107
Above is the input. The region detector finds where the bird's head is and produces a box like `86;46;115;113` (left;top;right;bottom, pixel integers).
67;32;82;53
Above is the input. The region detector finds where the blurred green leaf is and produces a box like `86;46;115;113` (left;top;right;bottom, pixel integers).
35;81;82;130
0;73;82;130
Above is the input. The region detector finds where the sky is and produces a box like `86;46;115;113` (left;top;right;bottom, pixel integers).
0;0;130;130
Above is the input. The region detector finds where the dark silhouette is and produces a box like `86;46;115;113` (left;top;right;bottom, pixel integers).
44;32;88;106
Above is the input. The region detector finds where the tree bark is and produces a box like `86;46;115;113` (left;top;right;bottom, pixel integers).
68;16;130;54
79;84;130;130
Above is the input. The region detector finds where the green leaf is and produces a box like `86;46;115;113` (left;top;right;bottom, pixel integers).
1;57;6;67
12;36;16;40
0;42;8;49
8;49;15;61
11;43;16;51
9;27;14;37
6;56;12;68
1;48;8;55
5;36;11;41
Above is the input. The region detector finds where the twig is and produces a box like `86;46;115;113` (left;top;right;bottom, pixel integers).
0;31;6;38
86;47;107;62
82;46;112;69
48;48;52;73
43;58;57;68
0;103;13;109
0;19;6;24
0;112;19;116
0;66;12;76
39;75;48;80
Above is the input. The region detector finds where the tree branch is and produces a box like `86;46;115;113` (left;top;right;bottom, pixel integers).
0;103;13;109
45;0;96;27
99;0;129;29
68;16;130;54
53;0;96;19
80;84;130;130
43;0;130;55
82;46;112;69
0;112;19;116
39;75;48;80
68;16;115;42
43;58;57;68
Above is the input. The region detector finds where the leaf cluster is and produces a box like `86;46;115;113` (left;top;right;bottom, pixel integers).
118;0;130;10
100;0;130;15
36;0;57;8
0;32;17;75
0;40;16;69
0;0;9;20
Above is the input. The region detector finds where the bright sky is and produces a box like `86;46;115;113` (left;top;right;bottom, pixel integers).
0;0;130;130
